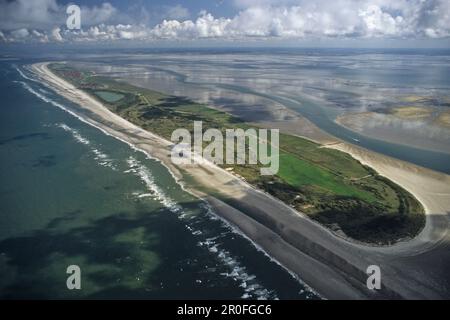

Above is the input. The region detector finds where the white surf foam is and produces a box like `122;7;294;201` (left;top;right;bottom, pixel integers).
57;123;117;171
14;66;35;81
58;123;90;145
14;75;119;172
126;156;182;213
199;236;278;300
199;202;319;299
15;80;91;126
124;156;276;299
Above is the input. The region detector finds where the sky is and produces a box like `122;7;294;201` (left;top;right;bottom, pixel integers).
0;0;449;47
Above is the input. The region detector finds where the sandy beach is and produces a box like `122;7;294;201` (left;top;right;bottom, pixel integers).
30;62;450;299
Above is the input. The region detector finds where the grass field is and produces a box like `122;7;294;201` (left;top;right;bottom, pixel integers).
50;63;425;244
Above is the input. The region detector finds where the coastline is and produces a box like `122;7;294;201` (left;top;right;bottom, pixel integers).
30;61;450;299
325;141;450;253
328;115;450;251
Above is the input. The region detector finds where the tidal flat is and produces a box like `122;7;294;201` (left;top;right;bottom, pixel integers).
67;49;450;173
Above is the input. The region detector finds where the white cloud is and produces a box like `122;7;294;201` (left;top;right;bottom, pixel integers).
152;12;231;39
147;1;450;40
10;28;29;39
359;5;401;36
51;27;63;42
0;0;449;43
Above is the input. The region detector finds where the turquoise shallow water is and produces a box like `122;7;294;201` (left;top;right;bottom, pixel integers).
0;61;315;299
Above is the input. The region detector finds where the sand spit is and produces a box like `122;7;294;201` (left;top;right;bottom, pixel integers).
31;62;450;299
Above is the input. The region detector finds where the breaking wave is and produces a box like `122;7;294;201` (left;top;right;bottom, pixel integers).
57;123;117;170
198;234;278;299
126;156;182;213
125;155;279;299
200;202;318;299
14;80;90;126
14;79;117;171
14;66;35;81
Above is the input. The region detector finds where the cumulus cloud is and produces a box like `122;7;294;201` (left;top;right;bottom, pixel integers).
148;1;450;40
51;27;63;42
152;12;231;39
0;0;449;43
10;28;30;39
359;5;402;36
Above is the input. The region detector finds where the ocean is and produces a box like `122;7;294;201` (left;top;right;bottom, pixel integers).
0;60;315;299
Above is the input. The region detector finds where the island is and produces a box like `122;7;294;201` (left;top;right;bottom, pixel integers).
48;62;425;245
30;61;450;300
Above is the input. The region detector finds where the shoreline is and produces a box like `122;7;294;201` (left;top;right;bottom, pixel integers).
30;61;450;299
325;141;450;253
